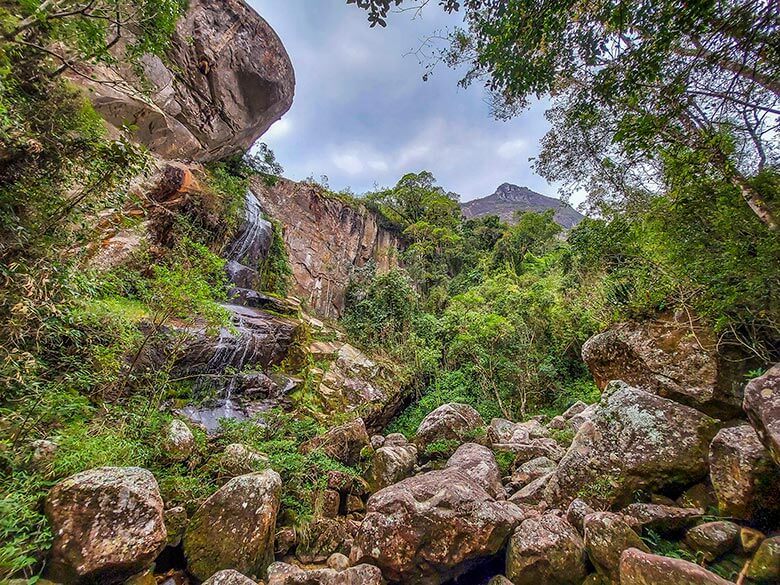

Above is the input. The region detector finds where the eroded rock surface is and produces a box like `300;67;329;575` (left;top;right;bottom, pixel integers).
45;467;167;583
619;547;733;585
743;363;780;466
446;442;504;499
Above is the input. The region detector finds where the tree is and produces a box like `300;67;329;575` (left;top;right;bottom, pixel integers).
348;0;779;230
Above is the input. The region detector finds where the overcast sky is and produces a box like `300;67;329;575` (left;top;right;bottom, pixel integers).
250;0;562;203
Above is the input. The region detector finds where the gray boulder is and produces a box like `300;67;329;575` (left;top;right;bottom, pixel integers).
416;403;484;450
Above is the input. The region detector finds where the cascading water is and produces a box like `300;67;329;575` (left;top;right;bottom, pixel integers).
178;189;292;433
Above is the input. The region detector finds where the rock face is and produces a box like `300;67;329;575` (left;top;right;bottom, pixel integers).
445;443;504;499
743;363;780;465
74;0;294;160
505;513;587;585
415;403;484;451
45;467;167;583
351;468;524;584
581;315;739;416
250;177;399;318
184;470;281;581
544;381;720;508
708;424;780;524
619;547;733;585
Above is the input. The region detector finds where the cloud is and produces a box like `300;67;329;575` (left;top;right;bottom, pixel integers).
250;0;578;204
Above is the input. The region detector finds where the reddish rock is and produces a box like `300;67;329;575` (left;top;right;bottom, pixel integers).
446;443;504;499
620;503;703;536
743;363;780;466
583;512;649;582
685;521;740;561
619;547;734;584
415;403;484;450
301;418;370;466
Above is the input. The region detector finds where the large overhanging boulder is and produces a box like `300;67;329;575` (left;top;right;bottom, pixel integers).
544;381;720;508
73;0;294;161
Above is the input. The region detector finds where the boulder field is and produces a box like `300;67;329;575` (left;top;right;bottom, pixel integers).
40;355;780;584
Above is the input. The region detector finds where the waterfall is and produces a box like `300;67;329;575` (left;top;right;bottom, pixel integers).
226;189;272;266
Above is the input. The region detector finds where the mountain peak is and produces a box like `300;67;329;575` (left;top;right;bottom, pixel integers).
461;184;584;229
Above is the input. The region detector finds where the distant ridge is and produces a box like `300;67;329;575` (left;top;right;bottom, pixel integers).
461;183;584;229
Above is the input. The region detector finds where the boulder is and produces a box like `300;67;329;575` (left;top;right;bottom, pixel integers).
384;433;410;447
708;424;780;523
327;552;350;572
351;468;524;584
268;562;384;585
202;570;257;585
619;503;703;536
742;527;766;553
509;457;557;490
743;363;780;466
365;444;417;492
746;536;780;583
416;403;484;450
446;443;504;499
677;482;717;510
544;381;720;508
505;513;587;585
685;521;740;561
217;443;268;477
548;416;568;431
74;0;294;161
619;547;734;585
494;439;565;464
302;418;370;466
488;418;549;444
296;518;356;563
315;489;341;519
162;419;194;462
583;512;649;582
184;470;281;581
164;506;188;547
581;316;738;416
568;404;597;433
508;473;552;506
566;498;595;536
562;401;589;419
45;467;166;583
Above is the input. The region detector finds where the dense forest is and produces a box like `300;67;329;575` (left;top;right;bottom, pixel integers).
1;0;778;584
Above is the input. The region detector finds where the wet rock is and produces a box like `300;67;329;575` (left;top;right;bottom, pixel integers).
581;316;737;416
544;381;719;508
365;444;417;492
202;570;257;585
446;443;504;499
352;468;524;584
45;467;166;583
217;443;268;477
709;424;780;523
685;521;740;561
302;418;370;466
746;536;780;583
583;512;649;582
164;506;188;547
566;498;595;536
619;547;733;584
327;552;350;572
505;513;587;585
509;457;557;490
184;470;281;581
416;403;484;450
75;0;294;161
162;420;194;462
743;363;780;466
620;503;703;536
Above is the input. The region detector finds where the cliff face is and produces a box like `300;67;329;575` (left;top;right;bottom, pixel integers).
251;177;400;319
73;0;294;161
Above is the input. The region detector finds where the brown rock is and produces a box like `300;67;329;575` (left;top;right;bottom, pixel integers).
326;552;350;572
709;424;780;523
509;473;552;506
509;457;557;490
295;518;354;564
415;403;484;450
351;468;524;584
581;316;738;416
493;439;565;464
743;363;780;466
346;495;364;514
45;467;166;584
583;512;649;582
315;489;341;518
619;547;734;584
544;381;720;508
676;482;716;510
620;503;703;536
505;513;587;585
164;506;188;548
302;418;370;466
184;470;281;581
74;0;294;161
685;521;740;561
741;527;766;553
566;498;595;536
365;444;417;492
201;570;257;585
446;443;505;499
746;535;780;583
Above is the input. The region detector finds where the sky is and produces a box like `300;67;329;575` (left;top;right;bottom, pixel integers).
250;0;562;203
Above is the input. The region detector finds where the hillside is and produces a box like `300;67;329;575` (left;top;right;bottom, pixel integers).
462;183;584;228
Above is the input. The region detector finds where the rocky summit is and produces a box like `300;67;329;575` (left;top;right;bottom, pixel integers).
2;0;779;585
